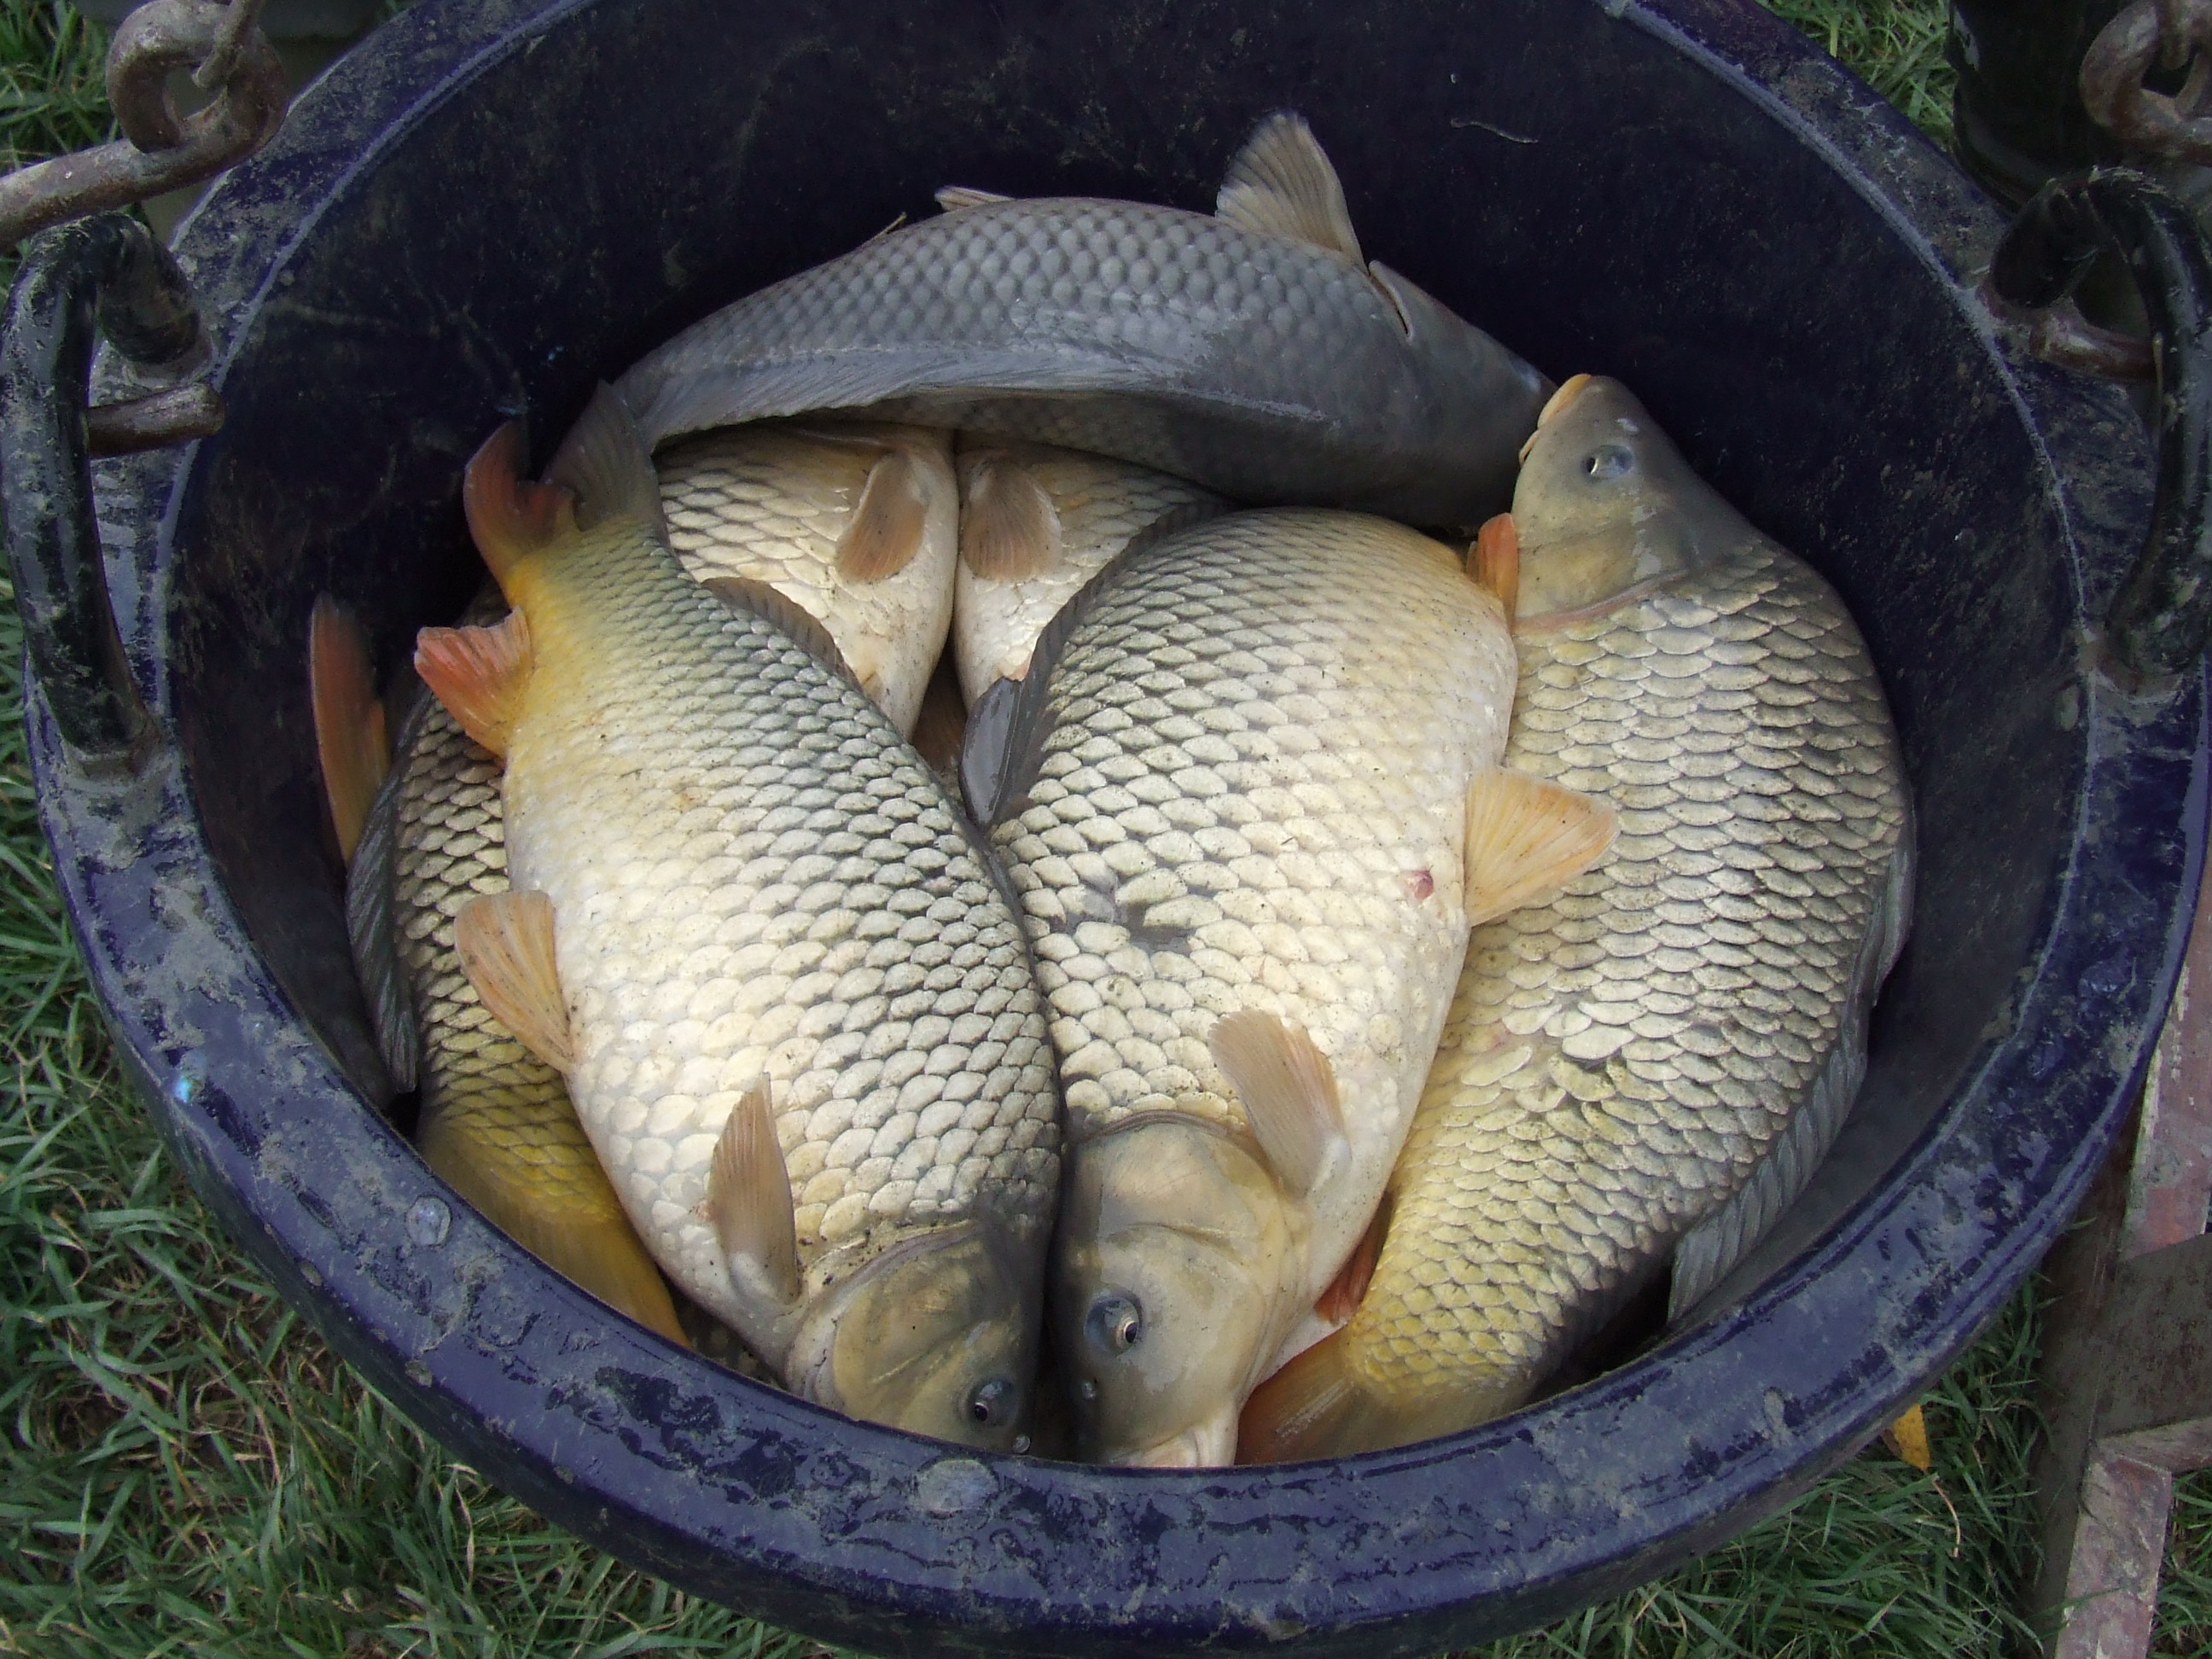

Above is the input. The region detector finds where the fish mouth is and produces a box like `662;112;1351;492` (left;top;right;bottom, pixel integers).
1112;1410;1240;1470
783;1221;989;1411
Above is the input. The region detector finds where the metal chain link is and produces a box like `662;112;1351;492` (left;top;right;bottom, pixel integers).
2083;0;2212;165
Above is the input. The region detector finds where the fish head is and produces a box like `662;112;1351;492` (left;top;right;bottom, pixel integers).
1055;1115;1302;1466
1512;375;1743;621
792;1220;1039;1452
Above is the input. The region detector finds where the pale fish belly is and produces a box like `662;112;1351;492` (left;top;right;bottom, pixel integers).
505;573;1058;1332
1349;542;1909;1415
992;507;1516;1284
657;422;958;734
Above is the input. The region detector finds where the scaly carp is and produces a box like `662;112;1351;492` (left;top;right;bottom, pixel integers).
311;599;686;1343
951;438;1225;705
1240;376;1912;1461
658;422;958;733
618;114;1549;527
971;508;1612;1464
415;387;1060;1450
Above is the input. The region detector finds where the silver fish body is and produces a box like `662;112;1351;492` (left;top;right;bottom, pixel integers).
428;392;1061;1449
617;118;1548;527
1238;375;1912;1461
981;507;1529;1464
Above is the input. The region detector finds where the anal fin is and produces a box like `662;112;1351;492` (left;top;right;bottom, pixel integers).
1209;1011;1347;1197
453;890;573;1071
1464;771;1617;927
707;1079;800;1307
309;597;389;867
415;608;533;759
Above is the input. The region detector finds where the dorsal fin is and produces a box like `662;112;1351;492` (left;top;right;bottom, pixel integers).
453;890;574;1072
707;1079;800;1307
1463;771;1617;926
698;575;857;686
308;597;390;868
935;185;1011;212
958;450;1062;581
343;713;418;1096
1208;1010;1348;1197
1214;112;1363;261
835;448;932;583
547;382;667;538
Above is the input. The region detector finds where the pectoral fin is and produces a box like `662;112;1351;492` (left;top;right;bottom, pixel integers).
707;1079;800;1306
1208;1011;1347;1197
958;451;1062;581
1470;514;1518;624
309;597;389;867
1314;1195;1391;1324
1464;771;1617;927
415;608;532;759
835;448;931;583
1215;112;1363;262
453;890;573;1071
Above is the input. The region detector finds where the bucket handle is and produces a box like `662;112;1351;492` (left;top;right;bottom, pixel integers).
1988;168;2212;687
1;213;216;761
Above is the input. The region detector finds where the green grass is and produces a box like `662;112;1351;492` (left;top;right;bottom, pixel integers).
0;2;2170;1656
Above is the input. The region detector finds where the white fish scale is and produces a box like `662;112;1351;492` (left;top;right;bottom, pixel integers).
953;445;1226;702
655;424;956;734
504;537;1056;1332
1348;544;1906;1401
992;508;1514;1287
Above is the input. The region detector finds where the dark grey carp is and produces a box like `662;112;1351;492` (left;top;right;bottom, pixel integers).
616;115;1549;527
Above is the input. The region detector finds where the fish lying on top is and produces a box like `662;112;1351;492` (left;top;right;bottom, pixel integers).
1240;376;1912;1462
951;438;1226;706
657;422;958;733
413;387;1061;1450
969;508;1615;1465
309;600;687;1344
617;114;1550;529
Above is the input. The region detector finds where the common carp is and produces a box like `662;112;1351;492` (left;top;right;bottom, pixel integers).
951;439;1225;706
970;508;1613;1464
1239;376;1912;1461
416;387;1061;1449
310;600;686;1343
617;115;1549;527
659;422;958;733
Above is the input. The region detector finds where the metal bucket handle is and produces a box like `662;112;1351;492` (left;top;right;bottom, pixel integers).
1992;168;2212;686
1;213;213;762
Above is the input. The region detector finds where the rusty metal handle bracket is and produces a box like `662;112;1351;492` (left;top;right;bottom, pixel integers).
2;215;210;760
1992;168;2212;686
0;0;287;253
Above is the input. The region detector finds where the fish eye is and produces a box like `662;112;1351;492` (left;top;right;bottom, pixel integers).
1086;1292;1144;1355
1585;444;1635;480
967;1376;1017;1426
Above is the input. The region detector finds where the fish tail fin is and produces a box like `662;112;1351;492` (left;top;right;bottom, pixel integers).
417;1114;690;1347
547;382;667;540
1237;1329;1370;1463
307;597;389;867
464;422;577;588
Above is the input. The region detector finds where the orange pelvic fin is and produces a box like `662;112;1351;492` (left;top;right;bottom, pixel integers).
415;608;533;759
463;422;576;586
453;889;573;1072
307;596;389;867
1463;770;1618;928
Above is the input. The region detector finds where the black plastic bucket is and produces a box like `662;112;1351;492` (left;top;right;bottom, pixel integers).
18;1;2208;1653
